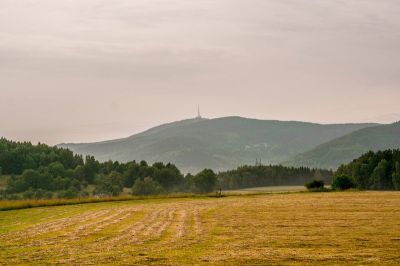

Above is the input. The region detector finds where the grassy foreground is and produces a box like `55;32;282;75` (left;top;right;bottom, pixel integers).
0;192;399;265
0;193;200;211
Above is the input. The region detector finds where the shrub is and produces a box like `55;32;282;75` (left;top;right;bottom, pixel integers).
58;188;78;199
94;172;123;197
33;189;44;199
332;175;355;190
22;188;35;199
78;190;90;198
0;189;6;200
7;194;21;200
43;191;54;199
33;189;52;199
305;180;325;191
132;177;164;196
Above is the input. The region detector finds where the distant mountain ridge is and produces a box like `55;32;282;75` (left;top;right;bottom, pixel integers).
286;121;400;169
59;116;377;173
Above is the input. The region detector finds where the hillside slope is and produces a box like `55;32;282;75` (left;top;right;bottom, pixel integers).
286;122;400;169
59;117;376;173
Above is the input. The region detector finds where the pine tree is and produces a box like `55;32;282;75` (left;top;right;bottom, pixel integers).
371;159;388;190
392;162;400;191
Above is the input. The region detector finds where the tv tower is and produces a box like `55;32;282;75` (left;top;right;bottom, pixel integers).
196;104;202;119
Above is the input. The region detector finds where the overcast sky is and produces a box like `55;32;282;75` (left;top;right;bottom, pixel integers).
1;0;400;145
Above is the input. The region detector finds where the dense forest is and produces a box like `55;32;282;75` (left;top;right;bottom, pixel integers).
217;165;333;190
334;150;400;190
0;138;336;200
0;138;216;200
5;138;399;200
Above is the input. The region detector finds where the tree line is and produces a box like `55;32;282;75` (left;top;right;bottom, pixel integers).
334;149;400;190
0;138;336;200
217;165;333;190
0;138;217;200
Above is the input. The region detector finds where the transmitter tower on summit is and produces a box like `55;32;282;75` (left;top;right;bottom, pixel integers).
196;105;202;119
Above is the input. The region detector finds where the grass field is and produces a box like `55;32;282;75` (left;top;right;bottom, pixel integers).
1;192;400;265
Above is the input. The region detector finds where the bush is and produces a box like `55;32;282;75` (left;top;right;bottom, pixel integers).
132;177;164;196
22;188;35;199
33;189;45;199
305;180;325;191
78;190;90;198
43;191;54;199
6;194;21;200
34;189;53;199
94;172;123;197
58;188;78;199
332;175;355;190
0;189;6;200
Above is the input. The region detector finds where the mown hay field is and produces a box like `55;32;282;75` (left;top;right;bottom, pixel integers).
1;192;400;265
223;185;306;194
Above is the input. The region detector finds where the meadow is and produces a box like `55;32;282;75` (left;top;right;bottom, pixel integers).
1;192;400;265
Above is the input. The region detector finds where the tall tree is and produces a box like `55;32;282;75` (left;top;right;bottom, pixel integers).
371;159;390;190
193;169;217;193
83;155;99;183
393;162;400;191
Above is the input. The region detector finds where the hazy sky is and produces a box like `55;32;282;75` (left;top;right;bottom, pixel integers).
1;0;400;145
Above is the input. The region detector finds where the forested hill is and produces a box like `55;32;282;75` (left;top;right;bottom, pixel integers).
334;149;400;190
59;117;376;173
286;122;400;170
